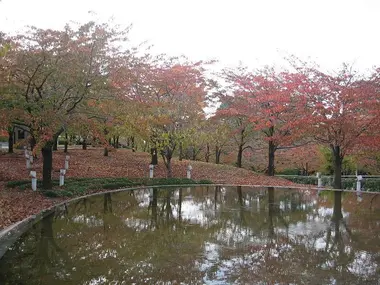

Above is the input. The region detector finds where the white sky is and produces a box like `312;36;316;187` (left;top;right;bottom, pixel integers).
1;0;380;72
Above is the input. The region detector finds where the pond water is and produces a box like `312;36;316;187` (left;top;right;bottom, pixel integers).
1;186;380;284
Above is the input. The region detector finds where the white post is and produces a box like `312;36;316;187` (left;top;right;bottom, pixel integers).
65;155;70;170
24;146;28;158
59;169;66;186
30;171;37;191
187;165;193;179
149;164;154;178
356;175;363;195
26;154;31;169
317;172;322;188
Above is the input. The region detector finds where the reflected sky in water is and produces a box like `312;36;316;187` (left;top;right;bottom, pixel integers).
1;186;380;285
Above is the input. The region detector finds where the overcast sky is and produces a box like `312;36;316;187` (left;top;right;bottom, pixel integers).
1;0;379;72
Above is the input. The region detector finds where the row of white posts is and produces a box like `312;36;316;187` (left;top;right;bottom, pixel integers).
316;172;364;195
28;159;192;191
26;148;70;191
149;164;193;179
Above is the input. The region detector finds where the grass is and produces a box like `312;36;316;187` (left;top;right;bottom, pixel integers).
6;177;213;197
282;176;380;192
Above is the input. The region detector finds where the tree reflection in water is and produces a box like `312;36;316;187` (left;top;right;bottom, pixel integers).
0;186;380;284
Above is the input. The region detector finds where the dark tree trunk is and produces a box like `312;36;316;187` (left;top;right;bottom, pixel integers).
115;136;119;148
191;146;196;161
332;145;343;189
104;147;109;156
151;147;158;165
179;142;183;161
64;133;68;153
30;135;36;152
52;129;63;151
53;137;58;151
165;157;172;178
215;145;221;164
162;146;173;178
268;140;276;176
130;136;135;151
7;127;13;154
237;144;243;168
82;139;87;150
236;127;246;168
205;143;210;163
42;141;53;189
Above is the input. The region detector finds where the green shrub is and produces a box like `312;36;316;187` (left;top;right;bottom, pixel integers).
7;180;30;188
283;176;318;185
198;179;213;184
277;168;301;175
102;182;134;189
0;136;8;142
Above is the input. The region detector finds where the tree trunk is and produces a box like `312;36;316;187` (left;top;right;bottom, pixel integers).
82;139;87;150
104;147;109;157
179;142;183;161
162;147;173;178
30;135;36;152
205;143;210;163
64;133;68;153
166;157;172;178
332;145;343;189
237;144;243;168
52;130;63;151
42;141;53;189
268;140;276;176
53;137;58;151
7;127;13;154
151;147;158;165
115;136;119;148
191;146;196;161
236;127;246;168
215;146;221;164
130;136;135;151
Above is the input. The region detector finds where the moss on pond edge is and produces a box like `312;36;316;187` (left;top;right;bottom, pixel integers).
6;177;214;197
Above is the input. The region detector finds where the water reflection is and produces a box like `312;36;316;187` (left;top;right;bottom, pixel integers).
0;186;380;284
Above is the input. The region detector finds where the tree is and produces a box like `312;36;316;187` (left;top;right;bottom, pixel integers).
300;63;380;188
130;56;209;177
4;21;133;189
222;67;308;175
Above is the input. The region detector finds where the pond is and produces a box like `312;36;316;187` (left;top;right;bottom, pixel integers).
0;186;380;284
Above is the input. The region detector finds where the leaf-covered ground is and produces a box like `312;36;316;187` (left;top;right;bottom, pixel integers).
0;148;301;230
